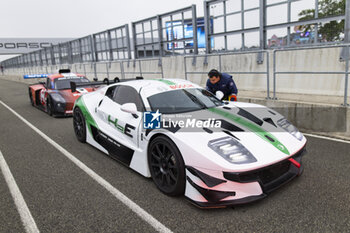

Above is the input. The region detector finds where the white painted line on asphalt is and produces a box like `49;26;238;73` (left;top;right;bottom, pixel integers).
0;150;40;233
0;100;172;233
303;133;350;144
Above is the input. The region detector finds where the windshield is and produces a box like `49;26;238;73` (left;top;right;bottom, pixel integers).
148;88;223;114
54;77;90;90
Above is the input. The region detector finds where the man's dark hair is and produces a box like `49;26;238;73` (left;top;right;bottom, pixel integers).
208;69;221;78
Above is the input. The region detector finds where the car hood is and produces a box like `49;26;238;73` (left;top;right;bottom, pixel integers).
157;102;306;172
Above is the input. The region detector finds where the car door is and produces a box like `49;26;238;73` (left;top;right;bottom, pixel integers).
96;85;144;164
39;78;50;106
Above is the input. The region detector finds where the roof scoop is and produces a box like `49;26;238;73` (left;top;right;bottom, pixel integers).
58;69;71;74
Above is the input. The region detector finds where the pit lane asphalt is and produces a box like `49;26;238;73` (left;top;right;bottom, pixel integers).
0;78;349;232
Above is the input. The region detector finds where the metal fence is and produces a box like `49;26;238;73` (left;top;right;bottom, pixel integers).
204;0;346;52
1;24;131;68
132;5;198;58
93;25;132;61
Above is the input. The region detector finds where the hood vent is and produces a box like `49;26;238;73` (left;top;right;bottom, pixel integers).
263;117;277;127
237;108;263;126
265;135;275;142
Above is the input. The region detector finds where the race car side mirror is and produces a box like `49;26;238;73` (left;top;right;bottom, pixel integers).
121;103;138;118
215;91;224;100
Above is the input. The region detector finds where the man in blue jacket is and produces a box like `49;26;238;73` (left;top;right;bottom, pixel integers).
206;69;238;100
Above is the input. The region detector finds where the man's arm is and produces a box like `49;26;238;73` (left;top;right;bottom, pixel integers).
228;79;238;95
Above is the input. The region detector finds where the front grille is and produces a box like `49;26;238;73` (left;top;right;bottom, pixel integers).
224;159;291;184
241;160;291;184
223;145;306;193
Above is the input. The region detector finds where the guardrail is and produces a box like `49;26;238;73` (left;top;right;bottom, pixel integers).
120;58;163;79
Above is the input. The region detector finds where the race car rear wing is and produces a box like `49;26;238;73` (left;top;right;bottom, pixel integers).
70;76;143;93
23;69;74;79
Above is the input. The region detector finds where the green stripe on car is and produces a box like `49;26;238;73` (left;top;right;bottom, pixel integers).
208;107;290;155
75;97;98;136
155;79;176;85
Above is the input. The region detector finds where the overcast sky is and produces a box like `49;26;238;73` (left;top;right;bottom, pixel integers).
0;0;207;38
0;0;315;61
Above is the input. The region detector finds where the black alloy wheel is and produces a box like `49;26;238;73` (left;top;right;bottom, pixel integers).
46;96;53;116
148;136;185;196
73;107;86;143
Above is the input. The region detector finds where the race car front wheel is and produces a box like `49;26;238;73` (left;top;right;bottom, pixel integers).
73;107;86;143
46;96;53;116
148;136;185;196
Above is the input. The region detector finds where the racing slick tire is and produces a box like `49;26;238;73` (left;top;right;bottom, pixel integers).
148;135;185;196
73;107;86;143
46;96;53;116
28;89;34;106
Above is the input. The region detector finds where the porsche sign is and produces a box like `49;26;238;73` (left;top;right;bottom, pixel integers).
0;38;73;54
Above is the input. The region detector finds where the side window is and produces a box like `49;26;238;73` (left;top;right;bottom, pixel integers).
113;86;144;112
106;85;119;99
46;78;51;89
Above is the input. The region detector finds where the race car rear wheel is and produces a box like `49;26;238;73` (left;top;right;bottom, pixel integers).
28;89;34;106
148;136;185;196
46;96;53;116
73;107;86;143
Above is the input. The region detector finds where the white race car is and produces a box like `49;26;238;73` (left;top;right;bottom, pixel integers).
72;78;306;208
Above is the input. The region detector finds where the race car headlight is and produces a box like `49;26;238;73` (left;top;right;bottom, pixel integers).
208;137;257;164
277;118;303;141
50;94;66;103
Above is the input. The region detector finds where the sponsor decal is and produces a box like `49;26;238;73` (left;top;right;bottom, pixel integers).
57;76;86;80
40;89;46;104
73;88;88;96
155;79;194;89
108;115;135;138
23;74;48;79
108;115;125;133
169;84;194;89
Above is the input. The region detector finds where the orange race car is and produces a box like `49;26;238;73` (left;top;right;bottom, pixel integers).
26;69;99;117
